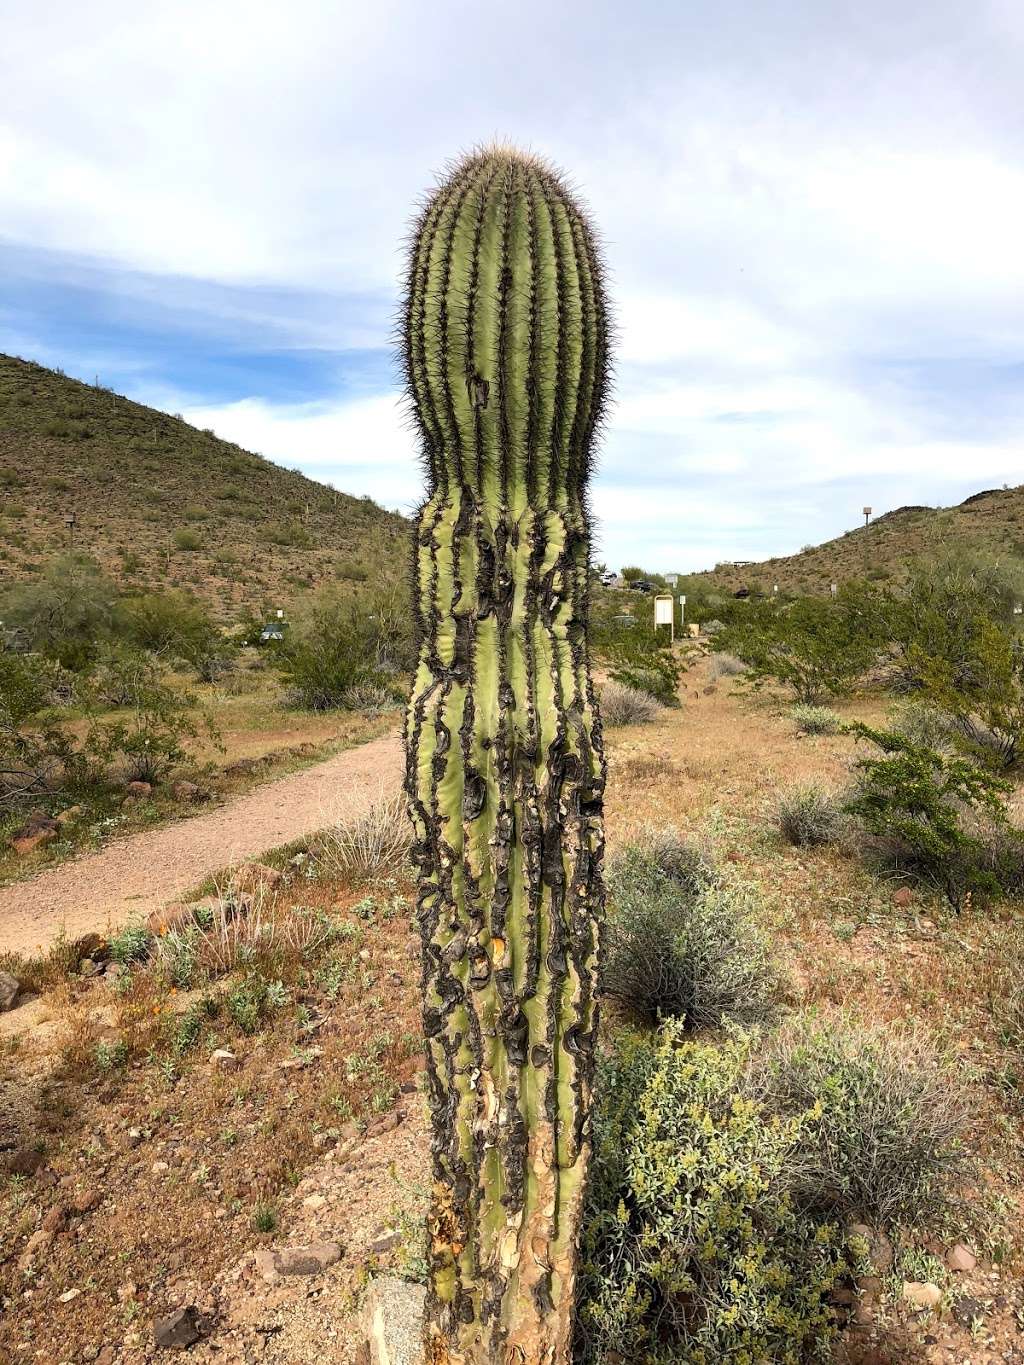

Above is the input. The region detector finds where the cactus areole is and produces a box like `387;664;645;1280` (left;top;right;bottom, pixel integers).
402;147;609;1362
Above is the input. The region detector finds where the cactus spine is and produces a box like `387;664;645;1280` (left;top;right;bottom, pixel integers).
402;147;609;1362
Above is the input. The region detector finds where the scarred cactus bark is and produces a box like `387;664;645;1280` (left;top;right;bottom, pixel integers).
402;147;610;1362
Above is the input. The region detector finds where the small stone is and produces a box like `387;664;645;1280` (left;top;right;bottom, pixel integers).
127;1127;144;1147
405;935;419;962
272;1243;343;1276
303;1194;327;1210
210;1049;238;1071
126;780;152;798
71;1190;99;1215
952;1294;985;1328
42;1204;67;1234
365;1110;403;1138
152;1160;170;1174
58;1288;81;1303
171;780;210;804
7;1147;45;1177
0;970;19;1012
368;1230;402;1256
945;1243;977;1273
903;1281;943;1310
254;1249;281;1284
153;1305;203;1349
893;886;914;908
54;805;83;828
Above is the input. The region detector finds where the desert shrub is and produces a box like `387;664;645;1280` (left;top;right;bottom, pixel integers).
706;650;747;680
775;783;844;847
593;604;683;705
576;1025;846;1365
172;528;202;552
845;723;1016;908
108;920;153;966
603;848;780;1028
599;680;662;726
312;793;411;886
275;590;408;710
888;697;957;753
338;681;401;714
85;661;216;784
117;590;233;682
154;900;333;986
746;1016;971;1228
718;589;882;702
916;619;1024;772
611;825;717;897
226;973;288;1034
0;652;86;808
791;703;842;736
0;554;118;670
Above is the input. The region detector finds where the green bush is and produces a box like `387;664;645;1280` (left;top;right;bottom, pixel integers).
603;846;780;1029
577;1025;846;1365
775;783;844;847
172;529;202;552
275;590;408;711
791;703;842;736
0;651;85;809
718;590;882;703
845;723;1016;908
746;1016;971;1228
85;660;216;785
117;590;232;681
0;555;118;670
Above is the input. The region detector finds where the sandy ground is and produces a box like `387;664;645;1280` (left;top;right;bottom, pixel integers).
0;731;404;958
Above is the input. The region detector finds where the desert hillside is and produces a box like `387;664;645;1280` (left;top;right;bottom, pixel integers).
701;485;1024;594
0;355;408;619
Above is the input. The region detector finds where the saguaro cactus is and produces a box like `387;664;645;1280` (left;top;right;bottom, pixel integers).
402;146;610;1362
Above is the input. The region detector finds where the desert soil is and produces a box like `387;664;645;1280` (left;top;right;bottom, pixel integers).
0;731;403;958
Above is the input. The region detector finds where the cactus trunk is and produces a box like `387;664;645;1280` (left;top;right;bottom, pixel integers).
402;148;609;1362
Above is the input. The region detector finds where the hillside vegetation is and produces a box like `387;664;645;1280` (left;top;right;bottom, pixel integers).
701;485;1024;595
0;354;407;619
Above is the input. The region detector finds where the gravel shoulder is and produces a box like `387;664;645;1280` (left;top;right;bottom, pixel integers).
0;731;404;958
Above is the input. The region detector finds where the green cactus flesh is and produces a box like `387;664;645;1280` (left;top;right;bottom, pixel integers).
402;147;609;1362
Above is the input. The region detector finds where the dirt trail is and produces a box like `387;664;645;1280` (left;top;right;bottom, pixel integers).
0;732;404;958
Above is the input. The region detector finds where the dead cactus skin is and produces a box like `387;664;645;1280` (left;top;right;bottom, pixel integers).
401;146;610;1362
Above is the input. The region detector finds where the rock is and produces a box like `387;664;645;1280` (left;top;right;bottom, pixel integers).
893;886;915;908
19;1227;54;1269
303;1194;327;1211
365;1110;404;1138
210;1049;238;1071
154;1305;204;1350
274;1242;342;1276
79;957;101;978
7;1147;45;1176
945;1243;977;1273
152;1161;170;1175
70;932;108;963
54;805;83;827
12;827;57;856
230;862;283;894
952;1294;985;1328
104;961;126;980
405;935;420;962
126;780;153;798
361;1276;426;1365
59;1287;81;1303
257;1243;342;1281
368;1230;402;1256
903;1281;943;1310
127;1127;144;1147
171;780;210;804
42;1204;68;1234
72;1190;99;1215
0;969;20;1012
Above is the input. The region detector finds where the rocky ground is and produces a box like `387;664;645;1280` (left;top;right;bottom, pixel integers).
3;659;1024;1363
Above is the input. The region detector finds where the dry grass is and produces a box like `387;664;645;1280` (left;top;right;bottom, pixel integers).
600;681;664;726
311;791;412;887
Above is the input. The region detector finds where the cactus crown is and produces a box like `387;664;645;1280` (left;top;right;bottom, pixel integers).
402;146;609;511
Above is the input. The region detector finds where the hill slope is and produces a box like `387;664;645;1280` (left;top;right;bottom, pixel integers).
701;486;1024;595
0;354;408;618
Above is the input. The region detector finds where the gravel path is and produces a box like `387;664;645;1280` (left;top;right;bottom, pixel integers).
0;731;404;958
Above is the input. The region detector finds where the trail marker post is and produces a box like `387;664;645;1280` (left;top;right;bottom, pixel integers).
655;594;675;644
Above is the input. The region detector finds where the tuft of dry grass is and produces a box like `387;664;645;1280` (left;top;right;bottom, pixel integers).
311;792;412;887
600;681;663;727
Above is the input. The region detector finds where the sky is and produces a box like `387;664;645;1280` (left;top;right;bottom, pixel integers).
2;0;1023;573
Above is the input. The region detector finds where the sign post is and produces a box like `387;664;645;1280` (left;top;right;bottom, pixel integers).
654;594;674;644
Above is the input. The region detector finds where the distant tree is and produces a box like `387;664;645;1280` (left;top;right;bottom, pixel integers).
0;555;117;670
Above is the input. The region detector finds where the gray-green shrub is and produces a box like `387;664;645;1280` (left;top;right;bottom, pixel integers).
791;703;842;736
599;680;663;727
603;847;780;1029
746;1015;971;1228
775;783;844;847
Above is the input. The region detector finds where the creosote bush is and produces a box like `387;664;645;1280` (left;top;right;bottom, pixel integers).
791;703;842;736
599;679;663;727
707;650;747;680
603;842;780;1029
775;783;844;847
745;1015;972;1229
577;1024;846;1365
